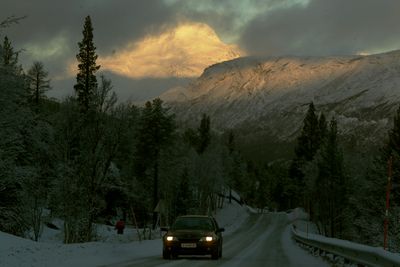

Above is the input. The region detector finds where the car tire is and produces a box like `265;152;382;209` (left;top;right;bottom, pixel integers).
162;249;170;260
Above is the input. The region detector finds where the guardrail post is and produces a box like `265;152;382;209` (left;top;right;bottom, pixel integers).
384;156;392;251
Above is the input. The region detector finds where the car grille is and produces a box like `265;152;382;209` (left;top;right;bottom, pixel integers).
179;238;199;243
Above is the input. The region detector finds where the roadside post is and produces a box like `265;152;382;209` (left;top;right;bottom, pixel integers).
384;156;392;250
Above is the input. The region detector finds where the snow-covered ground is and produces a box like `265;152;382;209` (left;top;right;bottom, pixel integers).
0;200;249;267
287;207;319;235
287;208;400;266
7;202;392;267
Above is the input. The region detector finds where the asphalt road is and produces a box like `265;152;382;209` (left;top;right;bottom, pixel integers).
105;213;329;267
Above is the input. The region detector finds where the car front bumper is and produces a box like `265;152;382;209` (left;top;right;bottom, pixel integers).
163;241;219;255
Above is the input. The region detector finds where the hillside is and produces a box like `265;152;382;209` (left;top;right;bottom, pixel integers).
161;50;400;159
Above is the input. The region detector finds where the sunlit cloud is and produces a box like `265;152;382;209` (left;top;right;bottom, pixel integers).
356;44;400;57
96;22;244;78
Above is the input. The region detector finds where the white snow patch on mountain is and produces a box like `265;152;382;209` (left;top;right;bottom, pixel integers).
161;50;400;142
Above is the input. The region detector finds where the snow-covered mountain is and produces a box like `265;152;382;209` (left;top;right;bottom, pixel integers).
161;50;400;146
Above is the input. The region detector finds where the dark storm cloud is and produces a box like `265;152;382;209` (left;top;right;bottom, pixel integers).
2;0;399;101
0;0;182;100
0;0;176;72
0;0;175;49
163;0;289;42
3;0;399;65
240;0;400;56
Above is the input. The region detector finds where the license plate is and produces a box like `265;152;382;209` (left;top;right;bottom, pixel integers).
181;243;197;248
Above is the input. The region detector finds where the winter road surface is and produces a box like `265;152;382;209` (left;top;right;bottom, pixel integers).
103;212;328;267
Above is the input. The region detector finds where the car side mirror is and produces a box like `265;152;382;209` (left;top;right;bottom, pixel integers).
160;227;169;232
217;228;225;233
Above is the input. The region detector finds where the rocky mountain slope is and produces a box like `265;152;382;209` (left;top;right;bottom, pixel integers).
161;50;400;155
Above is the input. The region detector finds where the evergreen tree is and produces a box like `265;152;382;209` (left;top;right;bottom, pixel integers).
1;36;18;66
227;130;235;155
26;61;50;106
51;78;124;243
289;102;322;208
318;113;328;140
183;128;198;147
197;114;211;154
295;102;320;161
135;98;175;228
223;130;246;204
175;168;192;216
315;118;346;237
0;36;22;77
226;131;235;202
74;15;100;113
0;36;31;236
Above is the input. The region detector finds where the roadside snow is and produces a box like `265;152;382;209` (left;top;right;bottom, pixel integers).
287;207;319;235
281;224;329;267
214;200;249;235
0;234;161;267
286;208;400;266
0;200;248;267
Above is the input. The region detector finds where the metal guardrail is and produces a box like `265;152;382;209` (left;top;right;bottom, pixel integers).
291;225;400;267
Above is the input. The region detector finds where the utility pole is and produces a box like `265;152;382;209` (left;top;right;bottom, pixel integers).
384;156;392;250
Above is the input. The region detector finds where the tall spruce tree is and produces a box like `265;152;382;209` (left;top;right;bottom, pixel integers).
289;102;322;207
318;113;328;140
295;102;321;161
227;130;235;155
135;98;175;229
314;118;346;237
197;114;211;154
226;130;235;202
175;168;192;216
1;36;17;66
74;16;100;113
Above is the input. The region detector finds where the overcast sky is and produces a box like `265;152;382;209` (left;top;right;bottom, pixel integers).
1;0;400;101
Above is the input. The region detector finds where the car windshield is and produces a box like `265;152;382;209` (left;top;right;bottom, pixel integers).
171;217;214;231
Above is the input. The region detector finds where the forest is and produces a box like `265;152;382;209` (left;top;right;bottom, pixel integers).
0;15;399;252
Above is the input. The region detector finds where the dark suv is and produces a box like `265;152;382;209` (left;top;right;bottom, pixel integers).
162;215;224;260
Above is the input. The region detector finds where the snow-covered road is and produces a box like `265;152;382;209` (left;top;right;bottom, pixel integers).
103;213;328;267
1;201;331;267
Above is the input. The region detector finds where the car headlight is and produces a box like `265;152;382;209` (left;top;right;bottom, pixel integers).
166;236;178;241
200;236;214;242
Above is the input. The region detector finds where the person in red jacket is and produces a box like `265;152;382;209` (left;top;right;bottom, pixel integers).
115;219;125;234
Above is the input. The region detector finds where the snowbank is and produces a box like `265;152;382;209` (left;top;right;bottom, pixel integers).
0;199;249;267
215;198;249;235
0;232;161;267
286;208;320;236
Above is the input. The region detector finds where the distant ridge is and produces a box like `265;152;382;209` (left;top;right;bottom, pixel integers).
161;50;400;148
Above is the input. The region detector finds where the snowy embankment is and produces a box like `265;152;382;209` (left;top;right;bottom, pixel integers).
0;199;249;267
287;208;400;266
